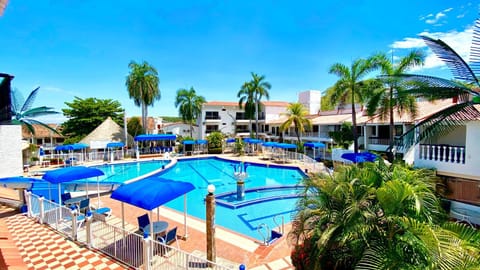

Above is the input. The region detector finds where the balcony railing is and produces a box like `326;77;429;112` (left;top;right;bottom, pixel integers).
418;144;465;164
368;137;390;145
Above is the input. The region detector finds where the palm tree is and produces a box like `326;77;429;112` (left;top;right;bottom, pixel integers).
279;102;312;144
174;87;206;137
11;87;60;135
237;82;256;136
329;57;379;153
365;51;425;160
289;161;480;269
390;16;480;150
125;60;160;133
239;72;271;139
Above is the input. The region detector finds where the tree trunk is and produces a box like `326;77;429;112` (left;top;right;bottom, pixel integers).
190;123;193;138
388;87;395;162
351;90;359;153
255;101;259;139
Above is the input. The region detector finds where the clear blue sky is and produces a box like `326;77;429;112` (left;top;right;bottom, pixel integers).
1;1;478;123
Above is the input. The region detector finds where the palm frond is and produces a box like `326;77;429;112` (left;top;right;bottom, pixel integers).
469;17;480;80
21;106;59;118
22;87;40;112
395;101;480;150
381;74;475;99
422;35;479;86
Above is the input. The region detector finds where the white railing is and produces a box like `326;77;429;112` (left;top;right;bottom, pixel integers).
280;151;326;174
418;144;465;164
25;190;237;270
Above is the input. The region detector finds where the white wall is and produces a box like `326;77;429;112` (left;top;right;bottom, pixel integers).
0;125;23;177
415;121;480;179
298;90;321;115
264;106;287;122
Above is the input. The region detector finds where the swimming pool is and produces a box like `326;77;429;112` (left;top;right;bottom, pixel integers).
92;160;170;184
147;157;307;241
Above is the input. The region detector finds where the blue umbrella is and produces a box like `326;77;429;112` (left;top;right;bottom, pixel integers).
341;152;377;163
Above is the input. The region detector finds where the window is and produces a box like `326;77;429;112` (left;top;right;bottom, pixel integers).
206;125;219;133
371;126;377;136
205;111;220;120
236;125;248;132
236;112;248;120
395;125;403;136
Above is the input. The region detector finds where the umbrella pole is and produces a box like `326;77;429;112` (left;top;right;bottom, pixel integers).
149;210;154;239
184;194;188;239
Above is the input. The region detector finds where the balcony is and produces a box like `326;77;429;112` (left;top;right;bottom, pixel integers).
418;144;465;164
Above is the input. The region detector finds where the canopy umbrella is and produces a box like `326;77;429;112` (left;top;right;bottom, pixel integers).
0;176;44;189
42;166;105;205
341;152;377;164
111;177;195;238
303;142;326;160
273;143;297;163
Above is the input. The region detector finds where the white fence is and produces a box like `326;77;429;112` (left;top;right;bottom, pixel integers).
24;191;236;270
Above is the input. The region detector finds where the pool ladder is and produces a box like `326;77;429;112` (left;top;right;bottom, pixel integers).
257;215;285;245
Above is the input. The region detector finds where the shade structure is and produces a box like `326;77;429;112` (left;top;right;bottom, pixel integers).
341;152;378;163
274;143;297;149
226;138;235;143
42;166;104;184
110;178;195;238
196;140;208;145
42;166;105;205
303;142;325;148
54;143;89;151
134;134;176;141
111;178;194;211
304;142;326;161
183;140;195;145
262;142;277;147
0;176;44;189
106;142;125;148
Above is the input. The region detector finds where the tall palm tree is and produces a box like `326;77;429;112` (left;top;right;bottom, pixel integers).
11;87;60;135
125;60;160;133
174;87;206;137
329;57;379;153
237;81;256;136
239;72;271;139
279;102;312;144
366;51;425;160
390;16;480;150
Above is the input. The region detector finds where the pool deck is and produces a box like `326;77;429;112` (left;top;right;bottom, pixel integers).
0;153;325;269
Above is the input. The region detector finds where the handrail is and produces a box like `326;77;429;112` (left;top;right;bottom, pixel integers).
257;223;270;245
273;215;284;235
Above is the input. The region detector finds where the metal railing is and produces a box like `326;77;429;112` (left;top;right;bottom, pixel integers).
24;190;236;270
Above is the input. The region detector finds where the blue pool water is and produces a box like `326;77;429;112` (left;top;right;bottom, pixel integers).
149;157;306;241
31;160;171;203
92;160;170;184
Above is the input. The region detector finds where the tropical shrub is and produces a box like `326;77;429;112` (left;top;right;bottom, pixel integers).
289;161;480;269
328;122;353;149
207;131;223;154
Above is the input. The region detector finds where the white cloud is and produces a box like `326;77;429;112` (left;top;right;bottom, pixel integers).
390;25;474;71
425;12;445;24
423;8;452;25
391;37;426;49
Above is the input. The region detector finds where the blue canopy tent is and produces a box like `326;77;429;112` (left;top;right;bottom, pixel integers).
0;176;44;189
55;143;89;166
341;152;378;164
261;142;277;159
196;140;208;154
134;134;177;157
111;178;195;238
225;138;236;143
273;143;297;163
182;140;195;155
106;142;125;162
42;166;105;206
243;138;263;155
303;142;326;161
